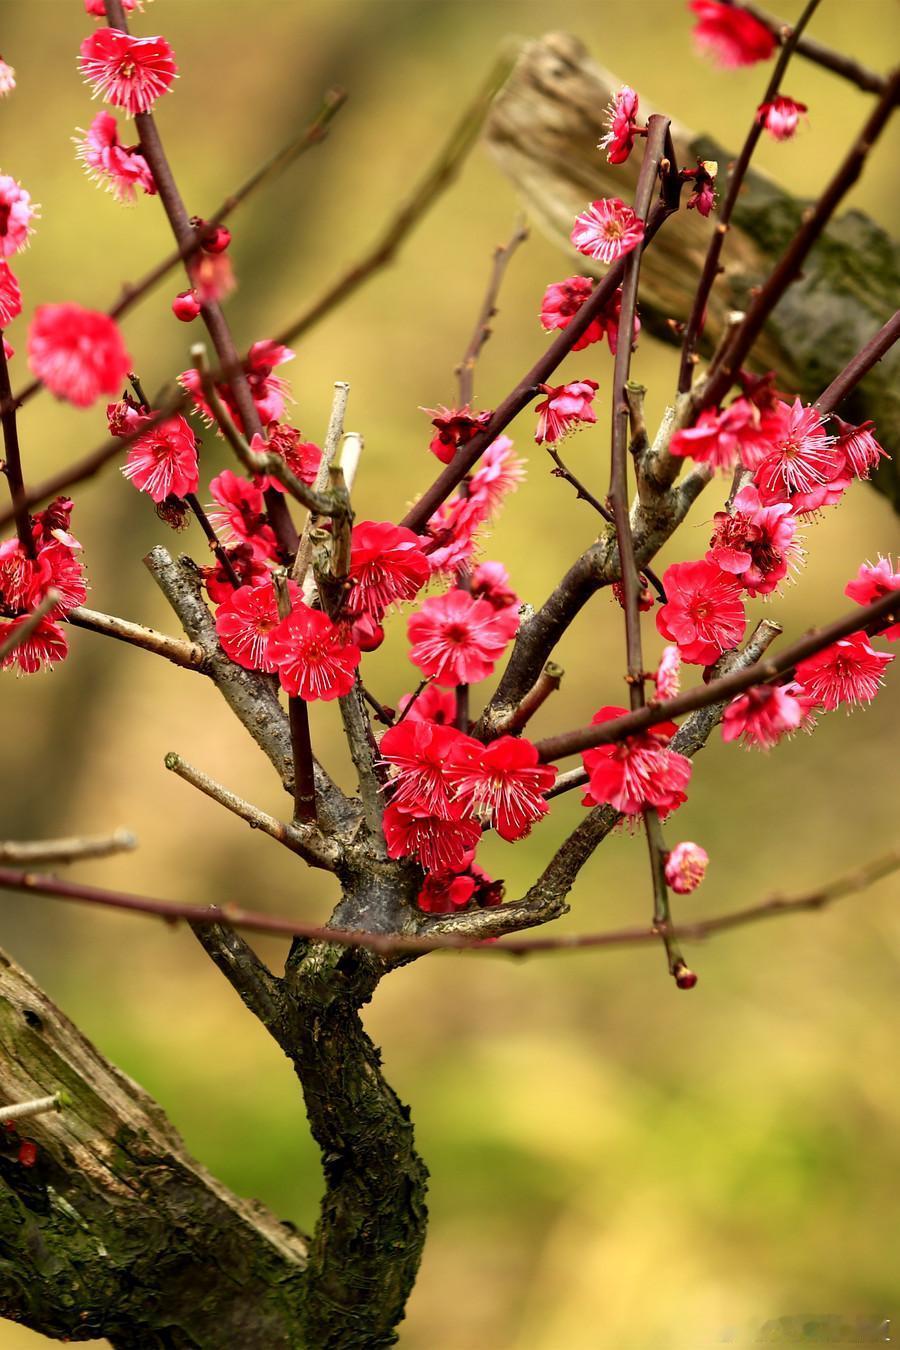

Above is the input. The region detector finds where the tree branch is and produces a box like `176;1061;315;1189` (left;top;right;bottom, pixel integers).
718;0;889;94
0;829;136;866
66;605;206;670
533;590;896;763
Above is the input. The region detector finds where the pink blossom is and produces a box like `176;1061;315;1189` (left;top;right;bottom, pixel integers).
380;719;475;817
27;304;130;407
0;176;38;258
722;683;804;749
448;735;557;841
0;59;15;98
215;579;297;673
74;111;156;204
707;484;800;597
421;436;525;576
422;404;493;465
750;399;847;515
671;398;770;472
79;29;177;117
845;557;900;640
0;500;87;618
201;543;269;605
534;380;599;444
582;707;692;816
653;645;682;699
395;684;457;727
665;842;708;894
656;559;746;665
599;86;640;165
466;435;526;516
268;601;361;701
0;263;21;327
795;631;893;711
831;415;888;480
407;589;519;687
416;870;477;915
540;277;639;354
183;340;293;434
121;414;199;503
260;423;321;490
383;802;481;873
348;521;430;618
689;0;776;67
571;197;644;265
611;576;654;613
0;614;68;674
471;561;518;611
208;470;278;562
188;251;235;305
686;160;718;216
756;95;807;141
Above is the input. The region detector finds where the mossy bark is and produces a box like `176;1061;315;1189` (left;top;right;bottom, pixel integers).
485;32;900;509
0;947;308;1347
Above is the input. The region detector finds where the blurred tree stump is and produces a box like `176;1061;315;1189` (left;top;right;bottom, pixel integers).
484;32;899;509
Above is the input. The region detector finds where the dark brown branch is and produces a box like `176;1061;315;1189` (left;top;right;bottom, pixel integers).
816;309;900;416
1;848;894;958
104;0;297;560
677;0;821;393
399;195;682;535
0;328;34;554
699;67;900;411
719;0;888;94
492;661;563;736
273;574;318;826
533;589;898;763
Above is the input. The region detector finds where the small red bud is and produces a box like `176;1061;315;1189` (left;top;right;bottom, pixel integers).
172;290;201;322
17;1139;38;1167
202;224;232;255
674;963;698;991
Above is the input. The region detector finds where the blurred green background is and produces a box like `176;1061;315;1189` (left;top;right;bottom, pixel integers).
2;1;899;1346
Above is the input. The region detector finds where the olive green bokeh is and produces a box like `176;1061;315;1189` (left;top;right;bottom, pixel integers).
1;2;898;1346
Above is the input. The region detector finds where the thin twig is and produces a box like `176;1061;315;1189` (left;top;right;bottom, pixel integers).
0;830;136;866
699;67;900;411
67;606;207;670
678;0;822;393
456;217;529;405
0;852;894;958
718;0;888;94
273;574;318;826
492;662;564;737
607;115;688;983
268;51;517;354
104;0;297;560
165;752;335;868
0;1094;63;1125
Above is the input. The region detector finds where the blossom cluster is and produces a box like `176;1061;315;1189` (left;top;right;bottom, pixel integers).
0;2;895;946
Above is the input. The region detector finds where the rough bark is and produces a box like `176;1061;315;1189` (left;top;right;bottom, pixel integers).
0;946;308;1347
484;32;900;508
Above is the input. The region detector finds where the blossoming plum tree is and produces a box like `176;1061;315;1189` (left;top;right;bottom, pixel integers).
0;0;897;1344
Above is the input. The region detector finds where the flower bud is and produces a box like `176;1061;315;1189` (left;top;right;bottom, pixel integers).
172;289;201;322
202;224;232;254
